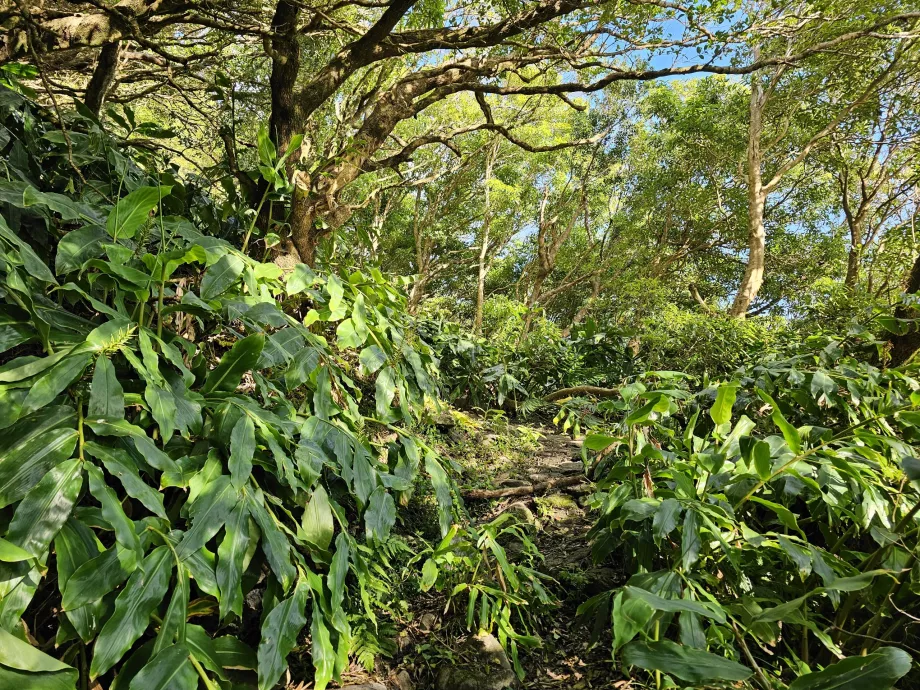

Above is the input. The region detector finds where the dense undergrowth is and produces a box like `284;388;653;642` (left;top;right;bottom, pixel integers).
1;84;919;690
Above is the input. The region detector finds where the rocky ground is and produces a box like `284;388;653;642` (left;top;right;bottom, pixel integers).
292;414;625;690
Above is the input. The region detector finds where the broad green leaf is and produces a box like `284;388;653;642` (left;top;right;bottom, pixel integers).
256;123;276;167
612;591;654;651
426;453;453;537
757;390;801;454
902;456;920;481
257;580;309;690
213;636;258;670
328;533;349;611
302;485;334;550
709;382;738;425
750;496;803;535
311;606;335;690
229;415;255;490
6;458;82;558
87;318;136;352
359;345;387;375
787;647;911;690
753;439;772;480
652;498;681;540
246;492;295;591
622;640;752;683
286;264;316;295
84;442;166;518
128;644;197;690
625;397;659;426
217;502;250;620
177;475;237;560
202;333;265;393
91;546;173;678
375;366;397;419
56;225;108;274
623;586;725;623
0;537;33;562
584;433;618;451
364;487;396;544
145;383;177;440
21;352;92;415
200;254;245;300
89;355;124;419
107;186;171;240
87;462;142;557
421;558;438;591
154;565;189;655
62;544;138;610
810;370;836;399
0;628;79;689
55;519;105;642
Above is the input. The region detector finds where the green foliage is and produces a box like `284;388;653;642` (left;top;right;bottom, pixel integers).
0;87;458;689
580;327;920;687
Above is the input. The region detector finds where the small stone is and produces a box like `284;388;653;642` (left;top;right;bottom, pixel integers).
499;478;529;488
340;684;387;690
418;612;439;631
436;633;515;690
556;460;584;474
500;502;537;528
394;669;414;690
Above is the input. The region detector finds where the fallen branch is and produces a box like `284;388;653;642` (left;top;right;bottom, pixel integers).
544;385;619;402
462;475;585;500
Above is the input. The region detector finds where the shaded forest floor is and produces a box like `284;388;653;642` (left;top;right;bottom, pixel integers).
294;413;625;690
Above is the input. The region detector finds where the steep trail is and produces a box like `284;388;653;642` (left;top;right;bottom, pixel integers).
319;416;622;690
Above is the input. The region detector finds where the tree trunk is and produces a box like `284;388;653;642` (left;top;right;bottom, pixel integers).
84;41;121;115
888;252;920;366
844;215;867;288
474;140;498;335
729;70;767;318
267;0;301;157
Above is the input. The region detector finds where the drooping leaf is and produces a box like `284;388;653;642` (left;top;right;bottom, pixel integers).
622;640;752;683
0;628;79;690
62;544;138;610
364;487;396;544
90;546;174;678
200;254;245;300
106;186;171;240
302;485;334;550
216;502;250;620
246;492;295;591
311;606;335;690
709;382;738;425
5;458;82;558
229;415;255;490
21;353;92;415
757;389;801;454
89;355;124;419
788;647;911;690
202;333;265;393
86;462;142;557
176;475;237;560
652;498;681;540
0;406;77;508
256;580;309;690
128;644;197;690
85;442;166;518
612;591;654;651
154;565;189;655
425;453;453;537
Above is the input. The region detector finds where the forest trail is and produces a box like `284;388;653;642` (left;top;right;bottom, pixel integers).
326;417;620;690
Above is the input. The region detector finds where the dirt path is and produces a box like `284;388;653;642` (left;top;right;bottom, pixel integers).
308;417;622;690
